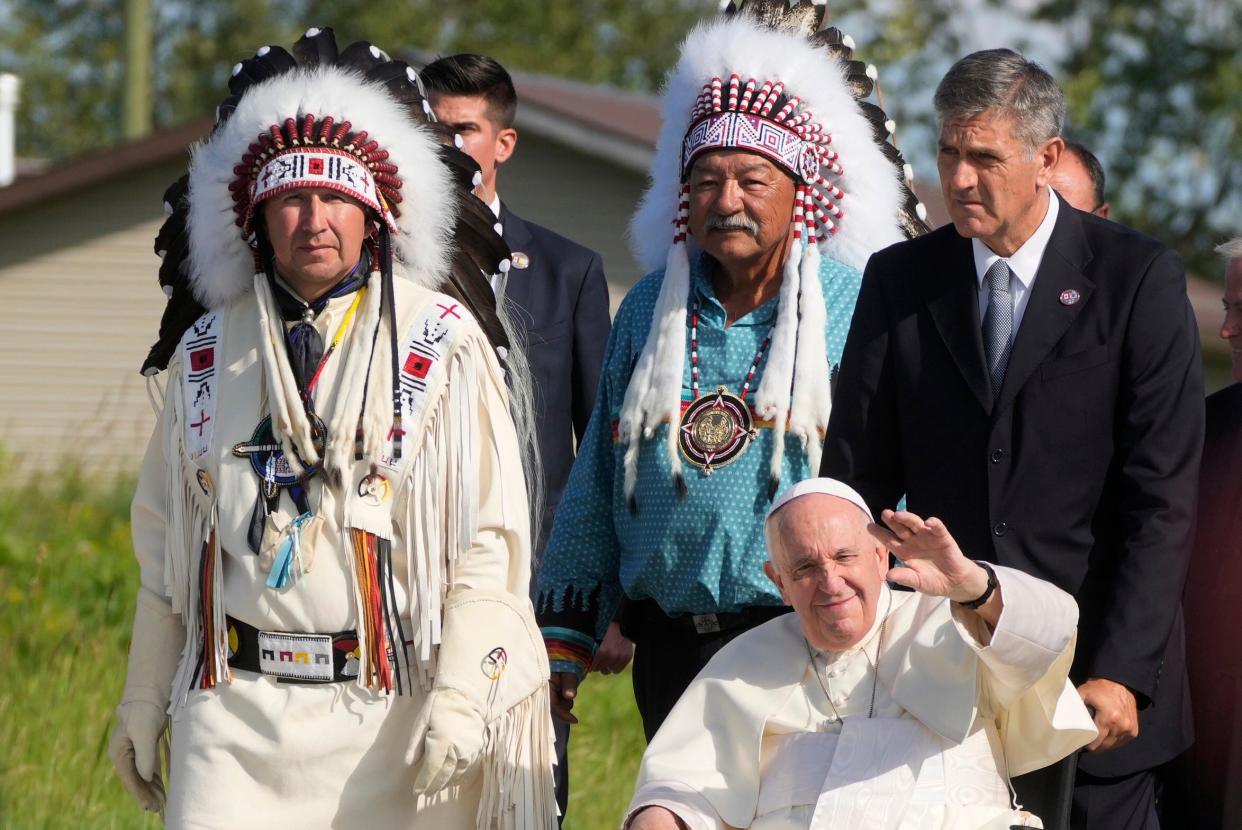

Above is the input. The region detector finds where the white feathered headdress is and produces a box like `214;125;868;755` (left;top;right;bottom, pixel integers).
620;1;928;505
180;28;457;481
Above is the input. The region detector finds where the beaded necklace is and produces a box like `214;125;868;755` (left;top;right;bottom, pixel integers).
677;295;772;474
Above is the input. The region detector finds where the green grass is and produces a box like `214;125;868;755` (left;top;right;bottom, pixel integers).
0;459;159;830
563;670;647;829
0;458;645;829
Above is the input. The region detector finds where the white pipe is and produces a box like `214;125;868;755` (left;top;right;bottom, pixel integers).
0;73;20;188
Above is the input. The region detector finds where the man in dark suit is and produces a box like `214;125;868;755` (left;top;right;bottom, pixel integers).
1170;238;1242;828
421;53;625;821
1051;140;1110;219
821;49;1203;829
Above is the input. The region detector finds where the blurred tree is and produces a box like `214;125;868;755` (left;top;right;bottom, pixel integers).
297;0;713;91
1042;0;1241;277
828;0;1241;277
0;0;713;163
0;0;127;159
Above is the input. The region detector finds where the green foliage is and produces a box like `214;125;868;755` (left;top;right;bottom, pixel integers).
0;0;127;160
564;670;647;828
0;459;646;828
829;0;1241;279
1040;0;1241;276
0;0;714;163
0;459;158;829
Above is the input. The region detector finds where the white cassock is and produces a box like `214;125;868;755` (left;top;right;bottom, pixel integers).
625;567;1097;830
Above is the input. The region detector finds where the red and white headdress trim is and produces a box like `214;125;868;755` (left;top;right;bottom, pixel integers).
681;74;847;240
620;15;907;506
232;114;403;243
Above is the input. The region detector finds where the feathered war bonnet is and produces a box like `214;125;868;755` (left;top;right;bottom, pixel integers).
143;28;514;485
622;0;928;506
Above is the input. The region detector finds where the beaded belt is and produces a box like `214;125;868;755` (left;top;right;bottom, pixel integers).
226;616;361;684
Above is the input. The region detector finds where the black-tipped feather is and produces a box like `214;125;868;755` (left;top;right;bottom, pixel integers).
857;101;890;143
293;27;339;67
253;45;297;78
455;196;512;269
143;26;519;373
730;0;822;35
215;94;241;127
816;26;853;54
143;176;205;374
842;61;874;99
366;61;429;117
437;145;483;190
338;41;390;76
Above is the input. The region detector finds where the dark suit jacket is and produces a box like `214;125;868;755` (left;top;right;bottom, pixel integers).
1173;383;1242;824
500;204;611;556
821;195;1204;777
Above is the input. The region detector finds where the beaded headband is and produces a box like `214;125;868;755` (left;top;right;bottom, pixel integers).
230;114;403;242
674;73;847;249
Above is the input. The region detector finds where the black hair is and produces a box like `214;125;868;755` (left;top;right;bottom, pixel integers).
420;53;517;129
1062;139;1107;209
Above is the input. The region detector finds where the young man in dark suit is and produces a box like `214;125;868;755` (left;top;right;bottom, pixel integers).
422;53;629;821
821;49;1203;829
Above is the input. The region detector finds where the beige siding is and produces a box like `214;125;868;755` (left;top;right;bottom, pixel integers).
0;163;183;475
0;219;167;474
502;130;647;313
0;146;646;476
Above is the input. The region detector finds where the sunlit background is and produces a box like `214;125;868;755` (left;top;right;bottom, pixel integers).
0;1;1236;827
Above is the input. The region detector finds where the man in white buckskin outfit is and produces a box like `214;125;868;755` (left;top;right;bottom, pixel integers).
107;29;555;829
626;478;1097;830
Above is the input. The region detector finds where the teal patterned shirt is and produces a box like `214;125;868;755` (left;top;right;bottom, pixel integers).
536;252;862;677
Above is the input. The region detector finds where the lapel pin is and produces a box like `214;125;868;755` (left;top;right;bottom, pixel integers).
511;251;530;270
1059;288;1081;306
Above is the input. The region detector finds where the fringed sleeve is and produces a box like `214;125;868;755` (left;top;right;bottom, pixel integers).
138;315;227;709
392;320;556;827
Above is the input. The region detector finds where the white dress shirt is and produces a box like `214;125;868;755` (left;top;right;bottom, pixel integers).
972;189;1059;335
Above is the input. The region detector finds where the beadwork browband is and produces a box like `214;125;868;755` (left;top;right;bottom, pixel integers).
677;74;846;238
230;114;403;242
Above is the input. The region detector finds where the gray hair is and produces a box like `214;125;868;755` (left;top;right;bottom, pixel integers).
934;49;1066;154
1216;237;1242;260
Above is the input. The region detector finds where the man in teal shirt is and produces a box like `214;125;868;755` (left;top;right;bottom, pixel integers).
536;6;927;739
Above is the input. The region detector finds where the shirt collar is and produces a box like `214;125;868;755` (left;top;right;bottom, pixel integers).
271;253;369;321
972;188;1059;290
691;253;781;327
488;192;501;219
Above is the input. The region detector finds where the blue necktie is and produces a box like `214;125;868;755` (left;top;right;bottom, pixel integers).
982;260;1014;391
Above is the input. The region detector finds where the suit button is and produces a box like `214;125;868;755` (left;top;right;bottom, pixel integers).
990;449;1005;463
993;522;1008;537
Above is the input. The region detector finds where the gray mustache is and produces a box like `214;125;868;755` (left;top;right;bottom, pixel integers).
704;214;759;235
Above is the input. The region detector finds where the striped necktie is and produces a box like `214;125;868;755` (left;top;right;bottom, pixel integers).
982;259;1014;391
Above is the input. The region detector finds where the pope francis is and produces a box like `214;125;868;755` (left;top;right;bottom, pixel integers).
624;478;1097;830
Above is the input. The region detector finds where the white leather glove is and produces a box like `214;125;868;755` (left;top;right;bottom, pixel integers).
406;688;486;794
108;589;185;813
406;589;550;800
